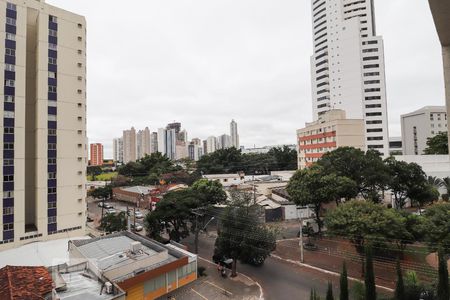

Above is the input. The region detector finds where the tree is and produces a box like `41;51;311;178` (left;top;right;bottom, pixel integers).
287;166;355;233
101;211;127;233
385;157;427;209
395;260;405;300
191;179;227;206
360;150;390;203
326;281;334;300
424;132;448;155
421;202;450;253
89;185;112;200
411;183;440;210
437;247;449;300
442;177;450;200
87;166;102;181
364;244;376;300
214;205;276;276
197;147;243;174
339;262;349;300
267;146;298;170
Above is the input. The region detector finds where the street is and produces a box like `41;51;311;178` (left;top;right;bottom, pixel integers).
182;232;331;300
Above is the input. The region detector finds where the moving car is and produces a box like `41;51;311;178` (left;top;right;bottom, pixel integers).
105;208;116;214
212;253;233;269
131;224;143;232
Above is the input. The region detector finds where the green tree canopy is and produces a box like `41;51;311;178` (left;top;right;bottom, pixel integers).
118;152;180;179
421;202;450;253
101;211;127;233
424;132;448;155
191;179;227;206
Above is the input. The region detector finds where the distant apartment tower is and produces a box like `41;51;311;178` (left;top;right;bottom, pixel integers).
136;127;151;159
310;0;389;155
217;134;231;150
167;122;181;134
389;137;402;155
188;143;203;161
123;127;136;163
297;110;365;169
157;128;177;160
401;106;448;155
90;143;103;166
0;0;87;248
150;132;158;153
113;137;123;163
230;119;239;149
206;136;217;154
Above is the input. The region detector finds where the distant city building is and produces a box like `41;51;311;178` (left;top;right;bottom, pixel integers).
297;110;365;169
401;106;448;155
206;136;217;154
242;144;296;154
310;0;389;155
150;132;158;153
123;127;137;163
136;127;151;159
89;143;104;166
230;119;240;148
113;137;124;163
167;122;181;134
188;143;203;161
217;134;232;150
203;140;208;155
389;137;403;155
191;138;202;146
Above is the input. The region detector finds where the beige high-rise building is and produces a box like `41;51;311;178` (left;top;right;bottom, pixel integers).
0;0;87;249
123;127;136;163
136;127;151;159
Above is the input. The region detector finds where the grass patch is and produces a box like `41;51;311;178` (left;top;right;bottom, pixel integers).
87;172;118;181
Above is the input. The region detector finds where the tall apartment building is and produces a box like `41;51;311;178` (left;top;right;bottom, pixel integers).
188;143;203;161
217;134;231;150
89;143;103;166
401;106;448;155
122;127;136;163
206;136;217;154
157;128;176;160
150;131;158;153
310;0;389;155
113;137;123;163
0;0;86;248
297;110;365;169
136;127;151;160
230;119;239;149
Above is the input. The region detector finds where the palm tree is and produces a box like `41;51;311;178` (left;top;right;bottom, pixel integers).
428;176;443;190
442;177;450;195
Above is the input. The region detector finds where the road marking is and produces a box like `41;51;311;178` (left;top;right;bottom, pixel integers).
204;280;233;296
191;288;209;300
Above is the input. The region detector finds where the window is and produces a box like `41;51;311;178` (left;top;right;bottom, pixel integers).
48;129;57;136
49;29;57;37
78;49;82;54
4;127;14;134
48;158;57;165
5;80;15;87
5;48;15;57
48;100;57;107
77;63;83;67
48;216;57;224
4;111;15;118
78;36;82;41
49;15;57;23
49;57;57;65
366;120;382;125
48;143;57;150
366;112;382;117
363;64;379;69
48;202;57;209
48;187;57;194
367;137;383;141
6;33;15;41
4;95;14;103
77;89;82;94
48;172;56;179
5;64;15;72
77;116;82;121
365;104;382;109
6;17;16;26
77;76;83;81
49;72;57;79
6;2;16;10
3;207;13;215
78;23;83;28
4;159;13;166
49;86;57;93
48;115;57;121
4;143;14;150
367;128;383;133
365;88;381;93
143;274;166;294
363;56;379;61
4;175;14;182
3;191;14;199
3;223;13;231
49;43;57;50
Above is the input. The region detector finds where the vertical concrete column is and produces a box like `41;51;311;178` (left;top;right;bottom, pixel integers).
443;46;450;153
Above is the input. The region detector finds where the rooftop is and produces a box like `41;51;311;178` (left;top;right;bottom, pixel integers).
118;186;156;194
56;271;118;300
401;106;447;117
0;266;53;300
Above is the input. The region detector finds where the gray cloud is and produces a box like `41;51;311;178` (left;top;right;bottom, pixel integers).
47;0;445;157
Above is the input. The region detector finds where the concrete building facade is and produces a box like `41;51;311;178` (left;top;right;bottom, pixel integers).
230;119;239;149
136;127;151;160
401;106;447;155
206;136;217;154
123;127;136;164
388;136;402;155
89;143;103;166
113;137;123;163
297;110;365;169
310;0;389;155
150;132;158;154
0;0;87;248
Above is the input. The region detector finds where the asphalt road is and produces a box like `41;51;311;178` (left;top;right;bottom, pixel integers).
182;233;331;300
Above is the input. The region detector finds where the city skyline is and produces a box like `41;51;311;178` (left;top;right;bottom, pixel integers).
46;0;446;158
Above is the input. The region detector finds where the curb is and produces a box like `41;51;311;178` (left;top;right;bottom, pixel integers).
271;254;394;293
198;257;265;300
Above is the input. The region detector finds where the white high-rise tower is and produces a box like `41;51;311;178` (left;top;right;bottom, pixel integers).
310;0;389;155
230;120;239;149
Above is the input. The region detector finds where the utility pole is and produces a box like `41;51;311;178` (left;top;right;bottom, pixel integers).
192;208;204;254
297;207;304;263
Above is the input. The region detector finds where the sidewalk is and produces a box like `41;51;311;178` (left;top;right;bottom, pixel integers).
162;258;262;300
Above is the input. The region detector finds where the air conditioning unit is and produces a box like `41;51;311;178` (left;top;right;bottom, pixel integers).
130;241;142;253
105;282;113;294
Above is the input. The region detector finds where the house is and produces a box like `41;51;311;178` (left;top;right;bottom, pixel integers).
203;173;245;187
68;231;197;300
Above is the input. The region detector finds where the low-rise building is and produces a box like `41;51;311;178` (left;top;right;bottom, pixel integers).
401;106;448;155
297;110;365;169
68;232;197;300
0;266;54;299
203;173;245;187
389;137;403;155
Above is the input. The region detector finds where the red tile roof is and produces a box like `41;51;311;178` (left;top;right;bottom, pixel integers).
0;265;54;300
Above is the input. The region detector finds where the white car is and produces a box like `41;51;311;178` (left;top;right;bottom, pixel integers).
105;208;116;214
134;211;144;219
132;224;143;232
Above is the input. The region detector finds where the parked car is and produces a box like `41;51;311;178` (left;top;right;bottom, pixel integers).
134;211;144;219
105;208;116;214
212;253;233;269
131;224;143;232
98;202;113;209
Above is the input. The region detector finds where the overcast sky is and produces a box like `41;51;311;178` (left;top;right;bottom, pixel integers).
47;0;445;158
